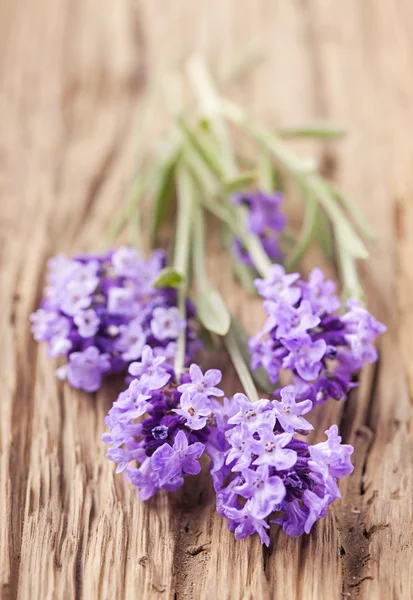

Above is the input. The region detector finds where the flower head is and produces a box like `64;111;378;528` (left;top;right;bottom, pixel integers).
31;248;199;392
205;388;354;544
67;346;110;392
250;267;386;405
103;359;224;499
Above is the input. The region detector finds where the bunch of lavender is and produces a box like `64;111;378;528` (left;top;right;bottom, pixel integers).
31;247;198;392
102;345;224;498
249;265;386;404
205;388;354;544
231;190;286;265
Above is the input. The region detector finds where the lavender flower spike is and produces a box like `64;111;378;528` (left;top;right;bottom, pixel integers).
205;387;354;544
250;265;386;405
31;247;199;392
103;353;224;499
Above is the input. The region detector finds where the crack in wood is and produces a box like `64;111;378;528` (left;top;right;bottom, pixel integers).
338;354;383;597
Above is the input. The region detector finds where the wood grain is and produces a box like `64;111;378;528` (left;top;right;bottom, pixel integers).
1;0;412;598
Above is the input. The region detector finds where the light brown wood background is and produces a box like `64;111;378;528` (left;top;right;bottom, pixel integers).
1;1;413;598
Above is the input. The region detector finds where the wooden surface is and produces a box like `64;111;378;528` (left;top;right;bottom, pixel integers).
1;1;413;598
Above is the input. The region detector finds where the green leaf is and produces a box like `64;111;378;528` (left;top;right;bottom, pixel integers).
302;175;369;260
231;253;258;295
187;56;238;178
196;288;231;336
154;267;184;288
177;118;223;178
230;318;274;394
234;205;272;278
250;126;319;174
104;170;149;248
286;189;318;270
218;98;318;174
224;171;257;193
328;183;376;242
257;149;275;192
183;142;220;198
150;141;180;243
278;122;346;139
335;226;365;304
224;325;259;403
314;209;335;261
219;222;232;251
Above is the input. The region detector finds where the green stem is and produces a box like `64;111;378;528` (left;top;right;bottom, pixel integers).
235;206;272;278
104;171;148;250
335;227;364;304
257;149;274;192
285;188;318;270
224;327;260;403
192;200;208;288
187;55;237;178
173;166;194;379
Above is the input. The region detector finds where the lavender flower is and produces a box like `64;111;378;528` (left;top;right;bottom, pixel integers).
151;430;205;484
205;390;354;544
65;346;111;392
232;191;286;265
103;350;224;498
31;247;199;392
250;266;386;405
271;385;313;433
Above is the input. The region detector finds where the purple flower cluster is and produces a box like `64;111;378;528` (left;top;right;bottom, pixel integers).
31;247;198;392
249;266;386;404
205;388;354;544
232;190;286;264
102;348;224;498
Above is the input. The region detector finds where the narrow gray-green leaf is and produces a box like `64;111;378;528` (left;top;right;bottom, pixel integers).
196;288;231;336
278;122;345;139
328;183;376;242
335;226;365;304
224;325;259;403
218;98;318;174
257;149;275;192
154;267;184;288
187;57;237;178
177;118;223;178
231;253;258;295
286;190;318;270
150;142;180;242
104;170;149;247
314;209;335;261
230;317;274;394
234;205;272;278
302;174;369;260
224;171;257;193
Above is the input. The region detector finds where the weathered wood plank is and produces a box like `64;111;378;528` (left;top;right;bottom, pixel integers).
0;0;412;598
